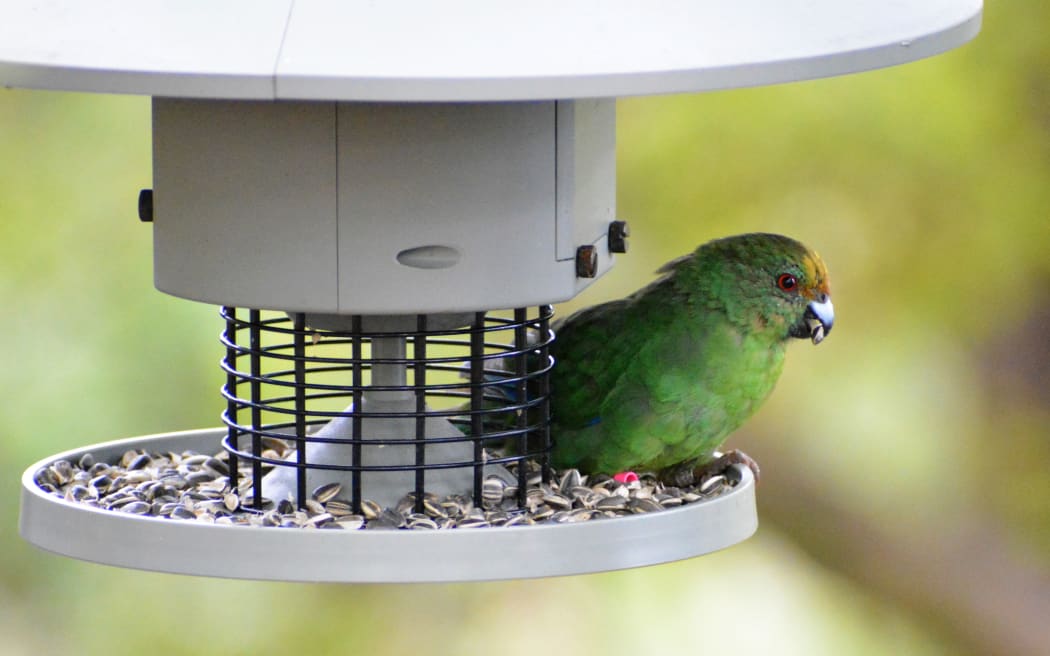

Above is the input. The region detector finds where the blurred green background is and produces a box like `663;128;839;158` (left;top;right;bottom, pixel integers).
2;2;1047;654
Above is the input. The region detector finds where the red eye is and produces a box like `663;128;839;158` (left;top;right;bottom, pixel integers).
777;273;797;292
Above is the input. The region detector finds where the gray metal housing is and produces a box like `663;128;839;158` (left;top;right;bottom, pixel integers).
152;99;616;313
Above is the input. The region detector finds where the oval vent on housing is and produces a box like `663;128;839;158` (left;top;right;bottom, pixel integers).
396;245;461;269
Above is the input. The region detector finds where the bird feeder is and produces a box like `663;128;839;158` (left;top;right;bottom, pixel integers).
5;0;981;583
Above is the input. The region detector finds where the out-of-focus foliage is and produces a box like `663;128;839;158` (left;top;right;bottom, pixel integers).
1;1;1047;654
613;0;1050;537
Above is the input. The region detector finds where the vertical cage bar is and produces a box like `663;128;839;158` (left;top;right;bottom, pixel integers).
223;307;240;492
293;312;308;508
514;307;529;507
413;314;427;513
249;309;264;509
470;311;486;503
538;305;553;485
351;314;363;513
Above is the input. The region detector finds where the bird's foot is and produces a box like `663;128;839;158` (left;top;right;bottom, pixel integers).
659;449;761;488
612;471;640;484
699;449;761;484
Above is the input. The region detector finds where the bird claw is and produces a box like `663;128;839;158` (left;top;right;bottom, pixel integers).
705;449;761;484
659;449;761;487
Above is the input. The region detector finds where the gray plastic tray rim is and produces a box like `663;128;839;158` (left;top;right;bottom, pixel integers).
20;428;757;583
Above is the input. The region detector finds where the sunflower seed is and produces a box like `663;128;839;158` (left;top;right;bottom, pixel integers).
259;436;291;453
502;514;529;528
50;461;73;485
633;485;654;500
39;471;62;488
360;499;382;520
700;475;726;494
123;470;153;485
117;451;136;467
127;453;152;471
64;485;94;502
596;495;627;511
531;504;554;521
422;497;448;518
542;493;573;510
395;495;416;515
170;505;196;520
104;494;139;509
334;514;365;530
306;513;334;528
184;470;216;485
311;482;341;504
325;499;354;517
202;457;229;478
89;475;113;493
557;468;583;492
40;443;741;531
121;501;151;515
407;515;438;530
628;498;664;514
656;494;683;508
365;509;404;529
223;493;239;512
195;499;229;515
481;476;506;509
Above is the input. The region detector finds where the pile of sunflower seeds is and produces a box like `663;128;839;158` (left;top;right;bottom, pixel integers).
33;442;738;530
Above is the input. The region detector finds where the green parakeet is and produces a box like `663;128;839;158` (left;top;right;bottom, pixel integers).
548;232;833;480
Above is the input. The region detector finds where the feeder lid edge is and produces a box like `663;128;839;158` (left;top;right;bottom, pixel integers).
0;0;982;101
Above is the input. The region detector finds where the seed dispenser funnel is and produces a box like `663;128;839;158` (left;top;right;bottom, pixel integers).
5;0;981;582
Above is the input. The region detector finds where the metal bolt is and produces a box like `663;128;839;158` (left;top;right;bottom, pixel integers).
608;220;630;253
575;245;598;278
138;189;153;223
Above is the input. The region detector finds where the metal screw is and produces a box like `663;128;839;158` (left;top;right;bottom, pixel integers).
138;189;153;223
608;220;630;253
575;245;598;278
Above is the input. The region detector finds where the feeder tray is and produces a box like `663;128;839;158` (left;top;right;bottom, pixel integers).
21;429;757;582
5;0;981;582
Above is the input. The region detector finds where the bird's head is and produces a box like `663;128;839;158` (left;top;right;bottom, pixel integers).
778;246;834;345
684;233;834;345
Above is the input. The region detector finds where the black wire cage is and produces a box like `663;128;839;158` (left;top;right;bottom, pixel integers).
219;306;555;515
